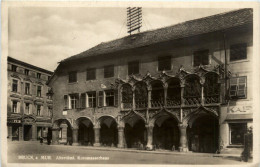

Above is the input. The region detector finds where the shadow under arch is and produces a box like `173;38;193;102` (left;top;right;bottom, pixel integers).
75;117;94;146
53;118;73;145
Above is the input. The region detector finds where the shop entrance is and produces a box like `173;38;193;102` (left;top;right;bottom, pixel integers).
23;125;32;141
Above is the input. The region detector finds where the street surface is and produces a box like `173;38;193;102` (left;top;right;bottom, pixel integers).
7;141;244;164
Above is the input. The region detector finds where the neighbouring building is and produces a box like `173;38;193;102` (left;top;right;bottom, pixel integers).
7;57;53;141
48;8;253;153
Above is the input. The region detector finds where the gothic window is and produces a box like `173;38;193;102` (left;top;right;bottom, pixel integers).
158;56;171;71
122;84;133;108
230;43;247;61
134;82;148;108
151;81;164;107
193;49;209;66
204;73;220;103
184;75;201;105
167;78;181;106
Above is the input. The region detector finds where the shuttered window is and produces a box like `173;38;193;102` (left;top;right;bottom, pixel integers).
229;76;247;99
193;50;209;66
104;65;114;78
114;89;118;107
86;68;96;80
81;93;86;108
230;43;247;61
128;61;139;75
64;95;68;109
158;56;171;71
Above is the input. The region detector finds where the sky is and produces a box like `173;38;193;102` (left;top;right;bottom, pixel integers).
8;7;235;71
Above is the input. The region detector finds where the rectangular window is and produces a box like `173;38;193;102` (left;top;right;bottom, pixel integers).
229;76;247;99
230;43;247;61
105;90;114;106
37;86;42;97
86;68;96;80
70;94;79;109
12;101;18;113
193;50;209;66
24;69;29;76
128;61;139;75
229;123;247;145
25;83;30;95
37;73;41;79
12;79;18;92
104;65;114;78
37;105;41;116
48;107;52;117
11;65;17;72
87;92;96;108
25;103;30;114
69;71;77;83
158;56;171;71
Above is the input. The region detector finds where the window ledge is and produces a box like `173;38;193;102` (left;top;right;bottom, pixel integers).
229;59;249;64
68;81;78;85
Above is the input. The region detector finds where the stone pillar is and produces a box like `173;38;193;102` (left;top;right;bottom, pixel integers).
146;125;154;150
52;128;59;145
31;124;37;141
180;83;185;106
178;123;188;152
148;89;151;108
201;85;205;105
94;127;100;146
117;126;124;148
132;87;136;110
164;86;168;106
72;128;79;146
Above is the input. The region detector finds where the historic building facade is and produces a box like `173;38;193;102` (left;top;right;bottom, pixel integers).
7;57;53;141
48;9;253;153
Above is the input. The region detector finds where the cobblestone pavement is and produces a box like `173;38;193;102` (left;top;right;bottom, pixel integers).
7;141;246;164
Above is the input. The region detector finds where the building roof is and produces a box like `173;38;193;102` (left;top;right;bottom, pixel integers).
8;56;53;75
62;8;253;63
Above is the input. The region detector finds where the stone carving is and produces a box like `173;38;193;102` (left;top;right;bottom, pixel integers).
143;72;156;85
158;70;172;83
128;74;141;86
176;66;189;79
193;65;209;77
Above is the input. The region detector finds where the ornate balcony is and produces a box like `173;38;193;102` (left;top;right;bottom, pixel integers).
151;100;164;108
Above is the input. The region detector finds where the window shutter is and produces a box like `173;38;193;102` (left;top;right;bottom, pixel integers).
81;93;86;108
98;91;103;107
76;94;80;109
237;77;246;98
114;89;118;107
64;95;68;109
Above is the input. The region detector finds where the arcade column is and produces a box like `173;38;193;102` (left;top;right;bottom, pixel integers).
72;128;79;146
178;123;188;152
93;127;100;146
146;125;154;150
117;126;124;148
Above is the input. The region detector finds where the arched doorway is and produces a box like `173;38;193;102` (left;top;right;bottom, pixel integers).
53;119;73;145
99;116;118;147
153;117;179;150
187;115;219;153
124;119;146;148
77;117;94;146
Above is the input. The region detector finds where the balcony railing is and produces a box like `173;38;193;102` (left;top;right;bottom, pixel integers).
184;96;201;105
205;95;220;104
135;100;147;109
151;100;164;108
166;98;181;107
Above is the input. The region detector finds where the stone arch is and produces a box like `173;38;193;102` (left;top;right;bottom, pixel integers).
53;118;73;145
97;115;118;147
151;108;180;150
75;117;94;146
185;107;219;153
122;110;146;127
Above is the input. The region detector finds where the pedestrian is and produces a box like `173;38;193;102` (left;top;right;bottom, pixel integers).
40;137;43;145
